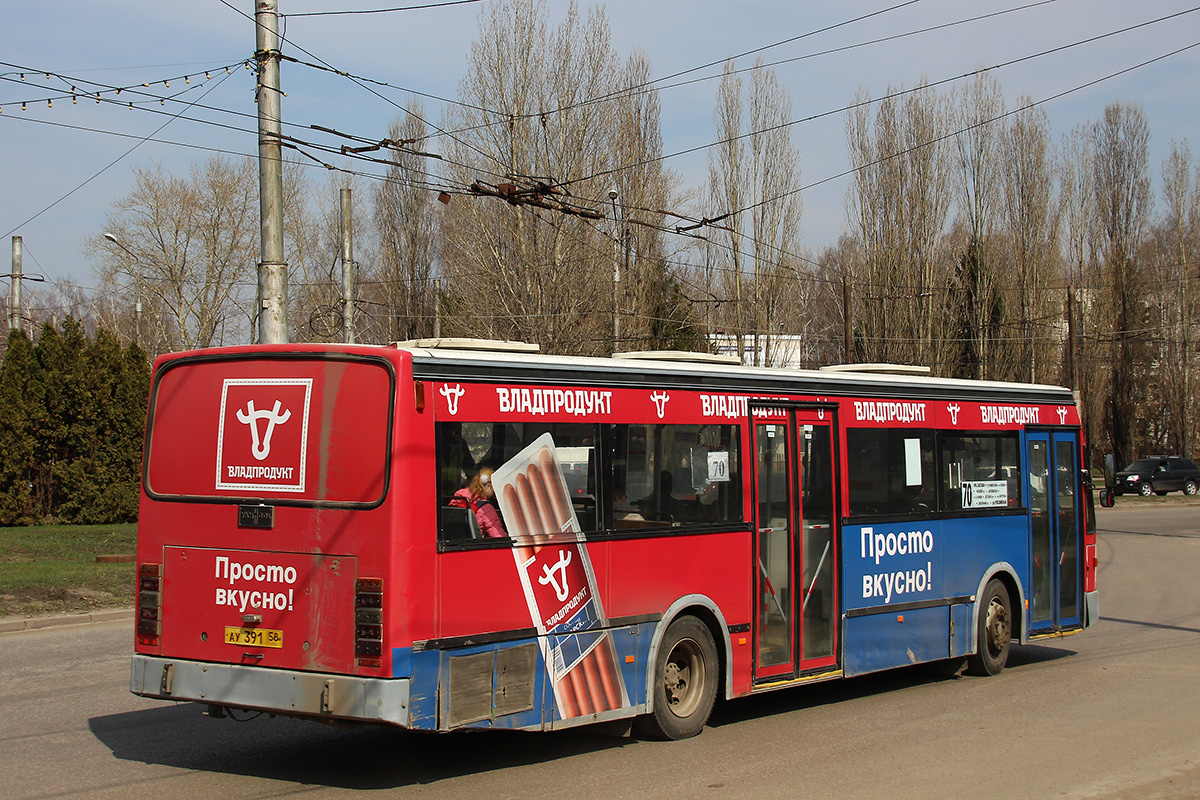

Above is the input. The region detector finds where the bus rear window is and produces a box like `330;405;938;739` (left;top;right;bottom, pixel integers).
144;356;393;506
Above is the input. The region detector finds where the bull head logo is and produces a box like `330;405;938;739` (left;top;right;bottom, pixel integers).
947;402;961;426
237;400;291;461
650;390;670;419
440;383;465;415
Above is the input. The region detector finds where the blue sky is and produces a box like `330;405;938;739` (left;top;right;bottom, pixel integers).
3;0;1198;295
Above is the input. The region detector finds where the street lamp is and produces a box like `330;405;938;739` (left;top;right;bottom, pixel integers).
103;233;142;348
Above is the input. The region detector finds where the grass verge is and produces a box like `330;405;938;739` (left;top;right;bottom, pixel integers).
0;523;137;618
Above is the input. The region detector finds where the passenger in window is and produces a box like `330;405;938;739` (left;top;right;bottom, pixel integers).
641;470;684;521
439;425;476;493
614;492;644;522
904;483;931;511
450;467;507;538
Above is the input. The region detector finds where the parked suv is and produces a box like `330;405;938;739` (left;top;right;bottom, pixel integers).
1113;456;1200;496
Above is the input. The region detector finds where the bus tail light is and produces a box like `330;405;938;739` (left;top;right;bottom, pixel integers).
355;577;384;668
137;563;162;646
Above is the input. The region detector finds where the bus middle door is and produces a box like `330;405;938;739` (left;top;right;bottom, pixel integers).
751;406;839;683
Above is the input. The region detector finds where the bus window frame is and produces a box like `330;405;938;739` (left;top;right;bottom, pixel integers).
939;431;1023;513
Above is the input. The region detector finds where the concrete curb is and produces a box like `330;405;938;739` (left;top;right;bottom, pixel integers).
0;607;134;633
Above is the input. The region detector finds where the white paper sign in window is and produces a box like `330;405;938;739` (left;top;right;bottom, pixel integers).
962;480;1008;508
904;438;922;487
707;451;731;483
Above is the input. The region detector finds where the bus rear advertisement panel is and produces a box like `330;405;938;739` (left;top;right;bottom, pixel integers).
159;546;359;673
144;353;393;505
132;344;1095;738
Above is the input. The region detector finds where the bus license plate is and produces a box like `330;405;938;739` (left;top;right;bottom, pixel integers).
224;626;283;648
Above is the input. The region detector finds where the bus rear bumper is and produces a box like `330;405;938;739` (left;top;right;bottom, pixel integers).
130;655;410;727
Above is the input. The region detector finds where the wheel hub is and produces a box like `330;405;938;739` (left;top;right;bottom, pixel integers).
664;660;689;706
986;598;1010;653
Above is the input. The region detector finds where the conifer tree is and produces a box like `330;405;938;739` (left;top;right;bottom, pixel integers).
34;319;88;520
0;330;45;524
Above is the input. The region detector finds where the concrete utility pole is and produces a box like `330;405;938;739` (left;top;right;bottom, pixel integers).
608;190;621;352
9;236;22;334
843;273;853;363
340;188;355;344
433;278;442;338
255;0;289;344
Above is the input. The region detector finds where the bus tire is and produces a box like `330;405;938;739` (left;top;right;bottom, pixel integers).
967;578;1012;676
635;616;718;740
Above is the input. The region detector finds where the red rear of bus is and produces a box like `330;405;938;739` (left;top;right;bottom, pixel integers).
131;345;411;724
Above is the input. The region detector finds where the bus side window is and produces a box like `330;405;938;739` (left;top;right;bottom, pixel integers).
846;428;935;517
611;423;742;530
940;434;1020;511
436;421;601;543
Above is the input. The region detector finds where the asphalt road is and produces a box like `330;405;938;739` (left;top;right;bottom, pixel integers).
2;501;1198;799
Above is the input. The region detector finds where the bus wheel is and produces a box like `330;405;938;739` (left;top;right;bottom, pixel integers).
967;579;1011;676
635;616;718;740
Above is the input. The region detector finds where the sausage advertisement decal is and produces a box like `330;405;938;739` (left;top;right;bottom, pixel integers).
492;434;629;719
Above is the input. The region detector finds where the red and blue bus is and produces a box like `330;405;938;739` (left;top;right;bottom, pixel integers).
130;339;1097;739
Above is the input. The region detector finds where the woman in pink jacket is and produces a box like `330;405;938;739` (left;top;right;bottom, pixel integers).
452;467;507;538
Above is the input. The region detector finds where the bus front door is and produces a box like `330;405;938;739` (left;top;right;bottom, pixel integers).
1027;431;1082;632
752;409;839;682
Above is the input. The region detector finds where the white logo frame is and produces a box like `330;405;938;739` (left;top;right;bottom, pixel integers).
216;378;313;493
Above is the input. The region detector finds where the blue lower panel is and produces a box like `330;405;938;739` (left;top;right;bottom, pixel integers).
403;622;654;731
843;606;949;677
950;603;972;659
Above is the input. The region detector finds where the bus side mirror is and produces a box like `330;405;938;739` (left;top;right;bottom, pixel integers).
1098;488;1114;508
1103;453;1116;488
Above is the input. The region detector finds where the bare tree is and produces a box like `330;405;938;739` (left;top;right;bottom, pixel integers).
373;103;440;343
846;83;951;369
440;0;622;354
707;59;803;366
92;156;258;352
1000;98;1060;383
609;51;691;351
1058;125;1105;453
1091;102;1152;467
708;62;747;359
277;167;370;343
1156;140;1199;456
950;73;1005;379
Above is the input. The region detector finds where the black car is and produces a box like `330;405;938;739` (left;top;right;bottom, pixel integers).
1113;456;1200;496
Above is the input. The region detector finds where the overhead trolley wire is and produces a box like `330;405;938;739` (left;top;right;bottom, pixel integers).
567;4;1200;194
715;35;1200;230
425;0;930;144
1;66;240;241
282;0;486;17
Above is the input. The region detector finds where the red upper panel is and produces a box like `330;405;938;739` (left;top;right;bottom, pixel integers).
431;379;1081;430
